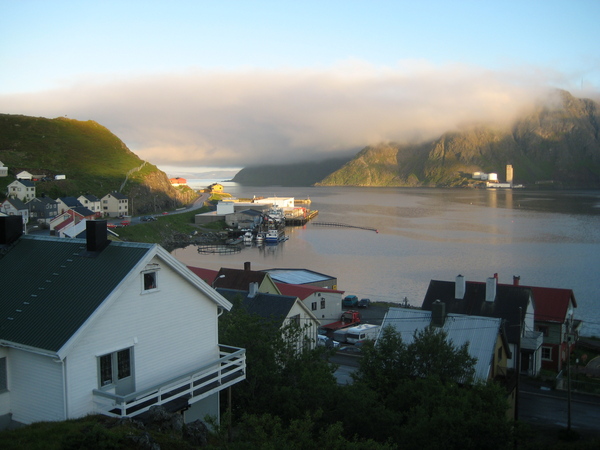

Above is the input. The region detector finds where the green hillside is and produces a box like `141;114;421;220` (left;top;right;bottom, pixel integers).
0;114;196;213
318;90;600;188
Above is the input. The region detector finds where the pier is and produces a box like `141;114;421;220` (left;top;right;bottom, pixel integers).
285;209;319;226
311;222;378;233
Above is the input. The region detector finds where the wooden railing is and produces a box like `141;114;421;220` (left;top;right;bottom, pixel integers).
93;345;246;418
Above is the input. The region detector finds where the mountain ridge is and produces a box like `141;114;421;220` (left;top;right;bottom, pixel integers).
317;90;600;188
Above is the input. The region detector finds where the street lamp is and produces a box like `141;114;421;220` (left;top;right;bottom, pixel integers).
212;274;225;289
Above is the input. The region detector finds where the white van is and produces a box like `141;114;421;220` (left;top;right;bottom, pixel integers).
345;324;380;344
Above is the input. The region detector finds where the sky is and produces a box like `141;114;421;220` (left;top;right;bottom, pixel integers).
1;1;599;178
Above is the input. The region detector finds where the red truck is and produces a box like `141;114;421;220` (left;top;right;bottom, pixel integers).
320;310;362;332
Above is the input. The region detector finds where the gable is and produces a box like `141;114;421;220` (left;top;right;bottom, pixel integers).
0;236;153;354
529;286;576;323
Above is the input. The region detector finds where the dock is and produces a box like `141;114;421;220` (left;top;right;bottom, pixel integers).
286;209;319;226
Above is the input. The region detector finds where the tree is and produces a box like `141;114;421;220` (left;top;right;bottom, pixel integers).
345;325;513;449
218;297;340;422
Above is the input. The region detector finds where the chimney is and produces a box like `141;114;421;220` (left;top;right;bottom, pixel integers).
485;276;497;302
248;282;259;298
455;274;466;299
85;220;109;253
244;261;251;271
0;215;23;246
431;300;446;327
513;275;520;286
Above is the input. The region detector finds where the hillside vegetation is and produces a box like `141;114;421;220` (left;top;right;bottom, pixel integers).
0;114;197;213
318;90;600;188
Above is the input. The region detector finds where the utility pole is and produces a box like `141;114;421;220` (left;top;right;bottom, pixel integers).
566;317;572;432
515;307;522;422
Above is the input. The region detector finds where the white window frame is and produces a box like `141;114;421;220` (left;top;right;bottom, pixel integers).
541;346;552;361
97;348;133;389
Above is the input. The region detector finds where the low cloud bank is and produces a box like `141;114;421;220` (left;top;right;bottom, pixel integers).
1;61;590;169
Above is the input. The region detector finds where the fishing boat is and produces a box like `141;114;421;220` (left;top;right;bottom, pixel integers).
255;233;264;245
243;231;253;244
265;229;279;244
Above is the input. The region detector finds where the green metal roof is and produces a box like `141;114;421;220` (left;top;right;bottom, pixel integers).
0;235;153;354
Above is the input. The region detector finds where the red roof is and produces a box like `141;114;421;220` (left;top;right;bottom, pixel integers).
187;266;218;286
276;283;344;300
527;286;577;323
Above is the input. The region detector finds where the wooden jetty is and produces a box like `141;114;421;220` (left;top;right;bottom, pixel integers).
311;221;378;233
286;209;319;226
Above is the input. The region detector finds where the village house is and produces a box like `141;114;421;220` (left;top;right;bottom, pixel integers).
101;191;129;217
169;177;187;186
0;217;246;430
212;262;282;295
380;305;516;418
276;283;344;326
77;194;102;217
188;265;322;347
49;206;96;235
422;274;544;377
56;196;83;214
27;196;59;224
15;170;33;180
209;183;224;193
0;161;7;177
6;179;36;202
217;285;320;351
525;284;580;372
0;198;29;230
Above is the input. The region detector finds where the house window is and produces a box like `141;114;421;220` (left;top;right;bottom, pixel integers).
537;326;549;337
98;348;132;388
0;357;7;392
321;299;326;309
497;346;503;361
290;314;300;326
143;271;158;291
541;347;552;361
311;302;317;311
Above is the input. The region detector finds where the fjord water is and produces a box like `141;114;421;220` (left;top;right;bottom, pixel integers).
172;184;600;337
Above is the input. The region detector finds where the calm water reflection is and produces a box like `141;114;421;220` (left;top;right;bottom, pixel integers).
173;185;600;337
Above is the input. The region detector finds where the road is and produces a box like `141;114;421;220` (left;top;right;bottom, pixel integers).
109;192;211;227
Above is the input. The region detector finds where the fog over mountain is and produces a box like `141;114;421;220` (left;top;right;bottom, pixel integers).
2;63;591;173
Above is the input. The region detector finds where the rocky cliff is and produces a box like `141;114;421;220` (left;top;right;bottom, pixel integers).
318;90;600;188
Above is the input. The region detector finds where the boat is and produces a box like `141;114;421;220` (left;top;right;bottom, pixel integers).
265;229;279;244
243;231;253;244
255;233;264;245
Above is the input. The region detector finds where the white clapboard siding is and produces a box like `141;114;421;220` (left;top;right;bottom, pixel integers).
9;350;65;424
65;257;220;419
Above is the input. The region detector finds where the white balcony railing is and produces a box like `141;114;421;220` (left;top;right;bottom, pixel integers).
93;345;246;418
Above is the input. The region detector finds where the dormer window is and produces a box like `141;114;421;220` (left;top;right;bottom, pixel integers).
142;265;160;292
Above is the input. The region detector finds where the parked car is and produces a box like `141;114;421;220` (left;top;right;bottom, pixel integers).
342;295;358;307
358;298;371;308
140;215;156;222
317;335;340;349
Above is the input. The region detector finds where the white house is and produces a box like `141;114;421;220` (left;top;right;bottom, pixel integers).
0;161;7;177
276;283;344;326
0;198;29;231
15;171;32;180
0;217;246;430
77;194;102;217
101;191;129;217
6;179;36;202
